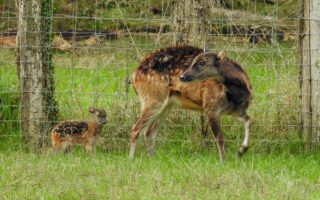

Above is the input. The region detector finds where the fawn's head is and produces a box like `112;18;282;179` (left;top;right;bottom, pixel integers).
89;107;107;125
180;48;226;83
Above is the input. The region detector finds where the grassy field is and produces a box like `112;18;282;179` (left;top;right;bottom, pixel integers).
1;0;317;199
1;34;318;199
0;36;302;150
0;149;320;199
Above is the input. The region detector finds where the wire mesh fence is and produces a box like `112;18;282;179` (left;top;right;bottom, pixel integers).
0;0;316;153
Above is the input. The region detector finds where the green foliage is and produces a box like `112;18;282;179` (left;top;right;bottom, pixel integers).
0;0;17;32
0;0;299;33
41;0;59;134
223;0;298;17
0;51;19;133
0;84;19;132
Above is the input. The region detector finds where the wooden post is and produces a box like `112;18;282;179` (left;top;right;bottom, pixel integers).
172;0;221;46
191;0;210;46
300;0;320;151
173;0;189;45
310;0;320;150
16;0;58;151
172;0;218;140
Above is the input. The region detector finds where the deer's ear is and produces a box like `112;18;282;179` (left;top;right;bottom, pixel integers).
203;45;211;53
217;51;226;61
88;107;95;113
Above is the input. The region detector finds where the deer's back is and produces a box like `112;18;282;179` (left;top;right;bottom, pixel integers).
137;46;203;75
52;121;89;136
133;46;203;103
133;46;221;110
51;120;99;142
133;46;251;113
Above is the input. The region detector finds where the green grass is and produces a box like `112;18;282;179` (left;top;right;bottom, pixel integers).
223;0;298;17
0;1;313;199
0;49;20;135
0;19;317;200
0;149;319;199
0;36;303;151
1;0;298;33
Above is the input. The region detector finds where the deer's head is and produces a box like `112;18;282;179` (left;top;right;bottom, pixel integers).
180;48;226;82
89;107;107;125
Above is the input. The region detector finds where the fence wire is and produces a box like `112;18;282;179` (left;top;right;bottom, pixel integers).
0;0;316;153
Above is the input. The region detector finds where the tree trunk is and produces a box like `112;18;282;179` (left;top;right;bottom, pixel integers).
191;0;212;46
172;0;221;46
300;0;320;151
173;0;189;45
172;0;220;139
16;0;58;151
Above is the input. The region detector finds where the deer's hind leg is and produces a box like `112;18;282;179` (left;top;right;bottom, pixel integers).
237;112;252;157
145;103;172;156
129;98;170;158
52;135;72;154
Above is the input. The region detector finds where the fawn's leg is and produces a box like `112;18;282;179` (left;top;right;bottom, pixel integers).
84;142;93;153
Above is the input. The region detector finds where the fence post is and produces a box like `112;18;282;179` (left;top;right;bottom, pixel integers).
300;0;320;151
172;0;215;139
173;0;189;45
16;0;58;151
172;0;221;46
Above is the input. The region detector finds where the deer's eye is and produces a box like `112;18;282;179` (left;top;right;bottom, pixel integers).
198;61;205;66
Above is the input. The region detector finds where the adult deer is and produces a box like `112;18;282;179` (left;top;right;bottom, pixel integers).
129;46;252;162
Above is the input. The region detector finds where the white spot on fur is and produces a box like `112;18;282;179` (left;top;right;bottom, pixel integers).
162;56;169;62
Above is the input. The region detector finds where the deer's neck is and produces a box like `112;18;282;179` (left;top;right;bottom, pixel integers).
220;66;251;107
88;120;103;136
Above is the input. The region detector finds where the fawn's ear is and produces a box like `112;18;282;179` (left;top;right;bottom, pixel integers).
217;51;226;61
88;107;95;113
